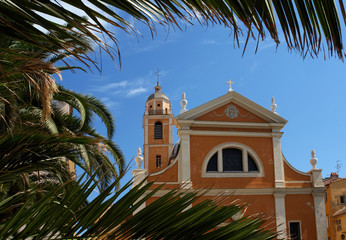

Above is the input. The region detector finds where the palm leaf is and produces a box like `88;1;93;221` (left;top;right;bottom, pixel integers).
0;174;275;240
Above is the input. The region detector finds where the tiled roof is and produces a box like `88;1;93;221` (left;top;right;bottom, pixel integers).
332;207;346;218
324;177;346;186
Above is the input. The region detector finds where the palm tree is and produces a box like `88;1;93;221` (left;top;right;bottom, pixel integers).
0;36;124;191
2;0;345;121
1;0;345;62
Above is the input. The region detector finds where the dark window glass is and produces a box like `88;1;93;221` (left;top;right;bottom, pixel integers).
207;153;218;172
156;155;161;167
248;155;258;172
223;148;242;172
154;122;163;139
289;222;301;240
341;196;345;204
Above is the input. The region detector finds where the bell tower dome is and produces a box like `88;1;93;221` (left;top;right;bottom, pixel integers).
143;83;174;173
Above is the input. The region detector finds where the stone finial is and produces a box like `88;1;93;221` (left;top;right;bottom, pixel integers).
180;92;188;114
270;97;278;114
310;150;318;169
135;147;144;169
227;79;234;92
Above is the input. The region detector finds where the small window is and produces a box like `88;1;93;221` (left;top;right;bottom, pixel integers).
289;222;301;240
337;219;342;231
157;104;160;107
206;153;218;172
156;155;161;168
341;196;345;204
154;122;162;139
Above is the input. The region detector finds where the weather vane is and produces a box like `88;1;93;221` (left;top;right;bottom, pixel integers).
155;69;161;86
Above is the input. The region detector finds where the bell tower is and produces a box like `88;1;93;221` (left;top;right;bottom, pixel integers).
143;83;174;173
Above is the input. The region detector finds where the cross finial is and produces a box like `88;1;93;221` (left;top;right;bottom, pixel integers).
155;69;161;86
227;79;234;92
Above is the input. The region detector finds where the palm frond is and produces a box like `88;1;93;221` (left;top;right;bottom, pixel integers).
0;174;275;240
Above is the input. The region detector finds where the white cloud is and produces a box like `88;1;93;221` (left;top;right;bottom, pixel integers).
127;87;148;97
93;81;128;92
202;40;217;45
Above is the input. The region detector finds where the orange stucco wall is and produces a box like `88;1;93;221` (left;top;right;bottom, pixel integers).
284;161;311;183
285;194;317;239
190;135;275;188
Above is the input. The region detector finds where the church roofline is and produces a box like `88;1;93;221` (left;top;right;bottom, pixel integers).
175;91;287;124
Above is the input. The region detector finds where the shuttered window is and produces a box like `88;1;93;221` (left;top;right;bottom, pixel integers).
154;122;163;139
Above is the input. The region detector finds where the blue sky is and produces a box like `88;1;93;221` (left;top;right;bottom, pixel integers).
60;21;346;184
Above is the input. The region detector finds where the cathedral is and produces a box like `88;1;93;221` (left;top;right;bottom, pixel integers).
132;82;327;239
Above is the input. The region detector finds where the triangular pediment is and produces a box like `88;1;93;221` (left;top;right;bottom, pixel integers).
175;91;287;124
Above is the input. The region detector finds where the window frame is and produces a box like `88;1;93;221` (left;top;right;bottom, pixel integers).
336;219;342;231
156;155;162;168
154;121;163;139
288;221;302;240
202;142;264;178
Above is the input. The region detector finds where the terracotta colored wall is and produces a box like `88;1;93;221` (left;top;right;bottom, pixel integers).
147;163;178;183
195;102;267;123
285;194;317;239
283;161;311;183
190;135;275;188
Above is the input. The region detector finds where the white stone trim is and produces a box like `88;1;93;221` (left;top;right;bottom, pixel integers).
147;187;316;197
175;119;285;129
179;129;279;138
201;142;264;178
144;118;148;171
274;192;287;239
143;144;171;147
144;114;174;120
273;136;285;188
313;190;328;240
285;181;312;184
180;134;191;184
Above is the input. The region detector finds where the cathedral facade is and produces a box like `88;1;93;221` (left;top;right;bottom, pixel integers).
133;83;327;239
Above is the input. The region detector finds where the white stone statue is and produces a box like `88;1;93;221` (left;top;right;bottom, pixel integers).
310;150;318;169
135;147;143;169
180;92;188;114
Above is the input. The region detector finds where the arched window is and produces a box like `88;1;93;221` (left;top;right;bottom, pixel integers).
203;143;264;177
154;122;163;139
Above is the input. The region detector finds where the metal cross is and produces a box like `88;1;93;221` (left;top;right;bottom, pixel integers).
227;79;234;92
155;69;161;86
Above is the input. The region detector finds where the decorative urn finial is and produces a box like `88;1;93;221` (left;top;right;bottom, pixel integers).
227;79;234;92
135;147;144;169
180;92;188;114
270;97;278;114
310;150;318;169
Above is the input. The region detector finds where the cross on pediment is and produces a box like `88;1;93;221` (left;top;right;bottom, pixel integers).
227;79;234;92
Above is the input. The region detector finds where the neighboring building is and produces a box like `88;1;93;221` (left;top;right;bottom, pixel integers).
133;82;328;239
324;173;346;240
